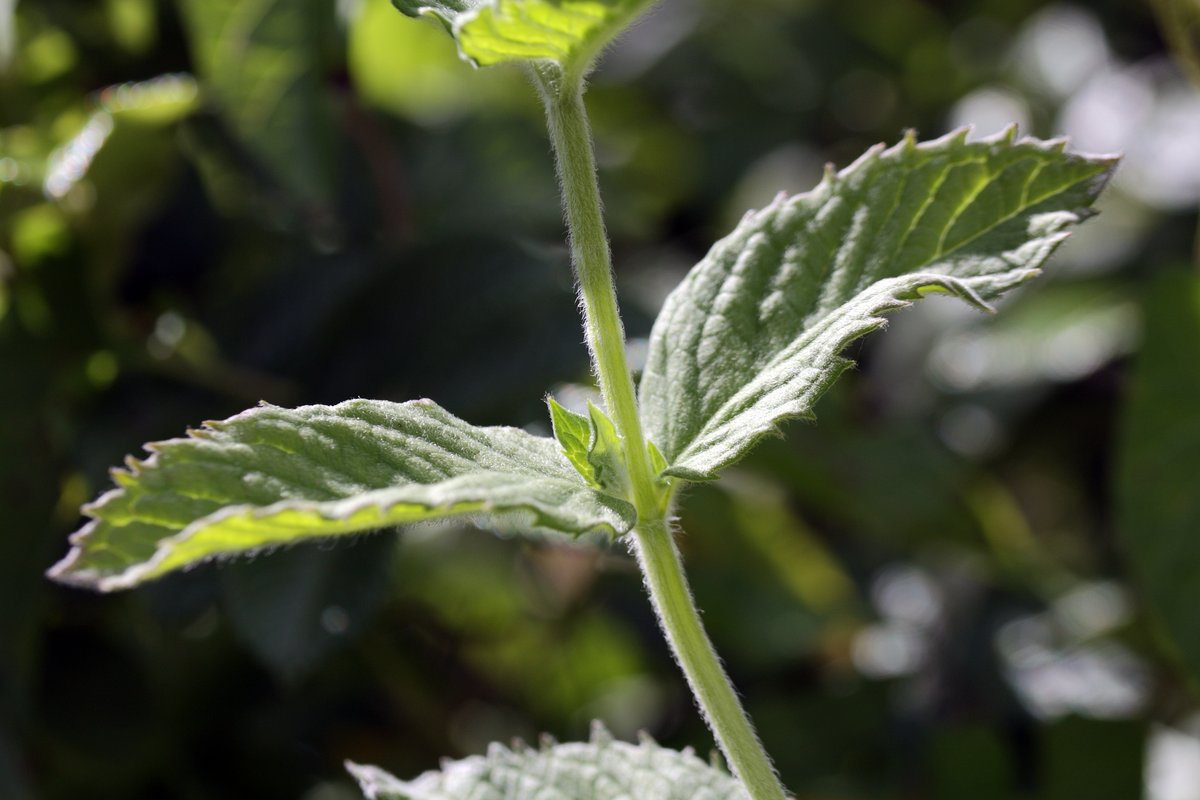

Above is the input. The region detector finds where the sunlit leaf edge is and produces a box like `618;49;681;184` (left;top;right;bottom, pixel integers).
640;126;1118;482
48;399;637;592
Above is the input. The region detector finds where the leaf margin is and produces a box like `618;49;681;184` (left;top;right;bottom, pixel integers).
639;125;1118;482
48;398;637;592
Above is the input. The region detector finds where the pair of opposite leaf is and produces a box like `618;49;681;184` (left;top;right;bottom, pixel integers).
45;0;1118;591
48;125;1116;591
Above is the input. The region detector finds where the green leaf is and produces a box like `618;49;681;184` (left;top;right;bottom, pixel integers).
547;398;633;498
1116;271;1200;687
179;0;334;204
347;722;749;799
393;0;658;82
548;396;594;481
586;401;631;497
639;129;1116;481
47;399;635;592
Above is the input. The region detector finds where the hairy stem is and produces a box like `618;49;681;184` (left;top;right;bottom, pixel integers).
539;75;789;800
539;79;659;515
631;517;789;800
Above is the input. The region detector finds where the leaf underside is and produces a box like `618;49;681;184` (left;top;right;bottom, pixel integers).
348;722;749;800
392;0;657;78
49;399;635;591
1117;272;1200;687
638;128;1117;481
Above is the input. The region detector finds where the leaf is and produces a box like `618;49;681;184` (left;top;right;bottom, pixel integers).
547;397;631;496
179;0;334;204
638;128;1116;481
1116;271;1200;687
347;722;749;800
393;0;658;81
548;396;594;481
586;401;632;497
47;399;636;592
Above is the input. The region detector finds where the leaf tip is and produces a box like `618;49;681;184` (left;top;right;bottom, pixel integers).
636;729;658;746
918;126;970;154
44;548;80;584
820;161;837;188
841;142;886;178
45;530;113;592
589;720;613;745
110;467;136;488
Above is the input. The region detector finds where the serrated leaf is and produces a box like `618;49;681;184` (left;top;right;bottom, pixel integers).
639;129;1116;481
48;399;635;592
1116;271;1200;687
393;0;658;82
348;722;749;800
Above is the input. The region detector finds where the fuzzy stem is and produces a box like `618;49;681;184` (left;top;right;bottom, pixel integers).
539;79;659;516
539;74;789;800
631;517;789;800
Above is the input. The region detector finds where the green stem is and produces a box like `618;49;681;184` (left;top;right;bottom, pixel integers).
539;78;658;515
539;76;789;800
632;517;789;800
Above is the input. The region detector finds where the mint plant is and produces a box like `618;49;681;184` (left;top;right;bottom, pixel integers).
47;1;1116;797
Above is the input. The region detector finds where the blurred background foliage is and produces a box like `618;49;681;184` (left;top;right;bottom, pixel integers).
2;0;1200;798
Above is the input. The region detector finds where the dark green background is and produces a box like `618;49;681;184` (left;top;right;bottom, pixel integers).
2;0;1199;797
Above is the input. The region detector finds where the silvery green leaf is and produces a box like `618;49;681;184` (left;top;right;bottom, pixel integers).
348;722;749;800
639;129;1117;481
48;399;635;591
